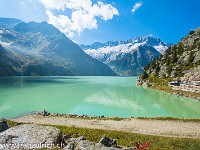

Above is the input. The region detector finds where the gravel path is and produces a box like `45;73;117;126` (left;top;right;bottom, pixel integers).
11;114;200;139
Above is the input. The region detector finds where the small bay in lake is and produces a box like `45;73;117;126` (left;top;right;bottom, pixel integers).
0;76;199;119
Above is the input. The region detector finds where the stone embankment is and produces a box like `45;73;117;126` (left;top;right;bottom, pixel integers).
0;119;136;150
168;81;200;93
169;66;200;93
168;65;200;99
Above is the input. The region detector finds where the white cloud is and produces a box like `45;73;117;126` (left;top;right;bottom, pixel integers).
132;1;143;14
39;0;119;37
39;0;67;11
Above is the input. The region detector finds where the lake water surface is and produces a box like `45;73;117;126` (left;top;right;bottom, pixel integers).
0;76;199;119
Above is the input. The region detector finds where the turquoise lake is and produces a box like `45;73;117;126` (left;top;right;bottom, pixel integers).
0;76;199;119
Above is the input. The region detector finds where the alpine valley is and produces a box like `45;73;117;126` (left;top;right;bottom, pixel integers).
81;37;173;76
0;18;116;77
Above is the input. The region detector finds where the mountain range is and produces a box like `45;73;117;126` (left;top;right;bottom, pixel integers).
0;17;174;77
80;37;173;76
0;18;116;77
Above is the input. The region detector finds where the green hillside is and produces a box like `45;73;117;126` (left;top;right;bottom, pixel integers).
138;27;200;100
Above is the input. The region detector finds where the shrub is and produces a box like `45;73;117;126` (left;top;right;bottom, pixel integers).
189;30;195;35
167;65;172;74
188;51;195;63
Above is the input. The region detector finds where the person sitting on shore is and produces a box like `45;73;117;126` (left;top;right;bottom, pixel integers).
43;109;47;116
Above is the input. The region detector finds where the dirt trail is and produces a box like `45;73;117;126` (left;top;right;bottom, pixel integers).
12;114;200;139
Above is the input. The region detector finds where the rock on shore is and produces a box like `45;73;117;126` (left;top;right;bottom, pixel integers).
0;118;10;133
65;135;136;150
0;124;62;149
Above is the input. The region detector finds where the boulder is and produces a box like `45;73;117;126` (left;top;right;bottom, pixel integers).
99;136;117;147
66;136;136;150
75;140;120;150
65;142;74;150
14;123;21;126
77;135;86;140
0;124;62;149
142;82;149;87
0;118;10;133
170;70;177;77
63;134;71;140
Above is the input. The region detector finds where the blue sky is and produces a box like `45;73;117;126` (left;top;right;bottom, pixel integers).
0;0;200;45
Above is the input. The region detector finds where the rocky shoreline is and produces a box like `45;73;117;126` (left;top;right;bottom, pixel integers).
0;118;137;150
136;77;200;101
34;111;111;119
17;111;200;121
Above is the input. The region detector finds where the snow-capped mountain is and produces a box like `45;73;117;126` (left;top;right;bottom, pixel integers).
80;37;173;76
81;37;172;58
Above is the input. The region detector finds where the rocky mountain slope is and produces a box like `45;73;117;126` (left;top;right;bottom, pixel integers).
138;27;200;100
0;44;20;76
81;37;172;76
0;18;116;77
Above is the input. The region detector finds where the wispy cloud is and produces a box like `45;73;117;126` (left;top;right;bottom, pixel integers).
132;1;143;14
39;0;119;37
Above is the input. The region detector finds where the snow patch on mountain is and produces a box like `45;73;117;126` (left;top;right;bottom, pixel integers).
153;45;169;54
0;41;11;47
84;42;146;63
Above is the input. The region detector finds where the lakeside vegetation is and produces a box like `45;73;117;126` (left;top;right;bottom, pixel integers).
142;77;200;100
8;120;200;150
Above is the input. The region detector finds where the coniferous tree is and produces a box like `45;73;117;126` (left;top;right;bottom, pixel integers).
166;55;170;65
167;65;172;74
172;49;178;63
188;51;194;63
156;64;160;75
152;58;156;69
159;54;163;61
156;55;159;61
147;63;150;69
177;44;184;55
141;70;148;79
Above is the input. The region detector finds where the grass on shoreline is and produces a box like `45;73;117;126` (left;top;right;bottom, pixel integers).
136;116;200;122
58;116;200;122
146;77;200;100
8;120;200;150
